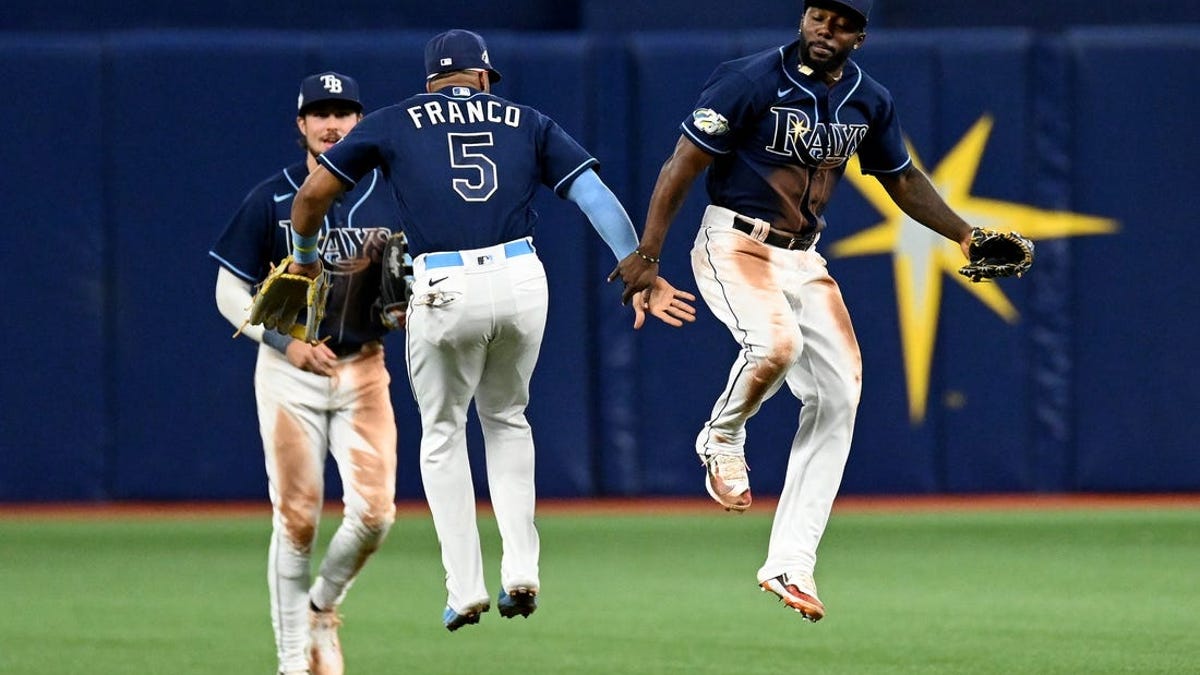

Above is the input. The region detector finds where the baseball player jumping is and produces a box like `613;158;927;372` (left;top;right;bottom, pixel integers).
211;72;401;674
283;30;695;631
610;0;982;621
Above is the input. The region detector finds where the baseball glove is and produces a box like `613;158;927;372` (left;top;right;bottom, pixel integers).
247;256;331;342
375;231;414;331
958;227;1035;282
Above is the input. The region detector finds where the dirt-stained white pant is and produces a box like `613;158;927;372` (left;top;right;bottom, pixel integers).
255;343;397;673
692;205;862;583
405;238;547;615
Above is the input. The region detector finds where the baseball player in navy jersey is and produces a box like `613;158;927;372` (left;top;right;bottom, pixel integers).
611;0;978;622
210;72;402;674
283;30;695;631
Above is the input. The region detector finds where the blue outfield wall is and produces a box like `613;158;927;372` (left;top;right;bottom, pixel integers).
2;28;1198;501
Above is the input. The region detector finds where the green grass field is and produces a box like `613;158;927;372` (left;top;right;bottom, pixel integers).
1;504;1197;674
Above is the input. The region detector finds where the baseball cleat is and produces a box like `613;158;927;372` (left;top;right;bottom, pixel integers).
443;601;490;632
760;573;825;622
497;586;538;619
308;608;343;675
702;453;752;511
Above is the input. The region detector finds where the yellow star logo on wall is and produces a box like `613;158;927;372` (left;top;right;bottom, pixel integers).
830;114;1118;423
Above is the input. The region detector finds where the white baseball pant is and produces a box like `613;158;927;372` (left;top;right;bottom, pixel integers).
255;342;397;672
692;205;862;583
405;237;547;615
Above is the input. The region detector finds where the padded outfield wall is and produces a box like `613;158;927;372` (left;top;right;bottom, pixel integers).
2;27;1197;501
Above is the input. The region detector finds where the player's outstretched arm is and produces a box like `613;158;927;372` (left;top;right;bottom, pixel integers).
609;135;713;304
290;165;344;277
876;164;973;258
564;169;639;261
632;277;697;330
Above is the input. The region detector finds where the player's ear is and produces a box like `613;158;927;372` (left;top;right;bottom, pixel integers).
853;32;865;50
479;70;490;93
296;116;306;134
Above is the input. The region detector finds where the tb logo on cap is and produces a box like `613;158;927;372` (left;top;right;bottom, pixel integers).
320;74;344;93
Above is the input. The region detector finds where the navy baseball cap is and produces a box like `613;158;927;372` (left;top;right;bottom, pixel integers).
297;72;362;114
425;29;502;83
806;0;872;25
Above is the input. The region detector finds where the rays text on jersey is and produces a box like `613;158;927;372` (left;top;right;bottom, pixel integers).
765;106;868;166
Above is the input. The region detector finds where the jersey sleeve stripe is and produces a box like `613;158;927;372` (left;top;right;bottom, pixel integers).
317;155;357;187
680;124;731;156
208;251;260;283
552;157;600;195
861;155;913;175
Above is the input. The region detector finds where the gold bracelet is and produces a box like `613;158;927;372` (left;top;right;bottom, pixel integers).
635;248;660;264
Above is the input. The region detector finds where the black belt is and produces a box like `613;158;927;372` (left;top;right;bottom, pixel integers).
733;216;817;251
329;340;380;358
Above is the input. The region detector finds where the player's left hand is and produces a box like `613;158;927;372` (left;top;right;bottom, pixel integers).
957;227;1035;282
632;276;697;329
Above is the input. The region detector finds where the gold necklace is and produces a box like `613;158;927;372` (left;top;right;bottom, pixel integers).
798;63;841;83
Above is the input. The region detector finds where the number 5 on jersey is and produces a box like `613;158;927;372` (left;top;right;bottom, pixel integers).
448;132;497;201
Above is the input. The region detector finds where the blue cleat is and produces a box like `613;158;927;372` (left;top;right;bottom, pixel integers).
497;586;538;619
443;601;489;632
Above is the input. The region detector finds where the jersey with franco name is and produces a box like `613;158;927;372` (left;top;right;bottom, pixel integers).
319;86;598;257
682;40;911;234
209;161;401;348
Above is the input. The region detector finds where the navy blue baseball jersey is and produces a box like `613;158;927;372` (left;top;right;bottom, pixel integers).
681;40;911;234
318;86;597;257
210;161;401;349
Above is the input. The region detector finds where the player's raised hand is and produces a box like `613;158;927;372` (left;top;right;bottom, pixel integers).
608;251;659;305
632;276;697;329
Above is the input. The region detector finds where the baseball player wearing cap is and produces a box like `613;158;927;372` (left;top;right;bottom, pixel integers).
210;72;402;674
284;29;695;631
611;0;978;621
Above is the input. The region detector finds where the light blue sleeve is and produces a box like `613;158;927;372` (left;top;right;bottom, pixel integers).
564;169;639;261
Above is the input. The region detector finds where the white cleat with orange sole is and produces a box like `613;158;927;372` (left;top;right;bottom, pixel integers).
760;573;825;622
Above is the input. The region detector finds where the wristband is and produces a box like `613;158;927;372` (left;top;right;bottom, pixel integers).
292;229;320;264
635;248;660;264
262;329;294;355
